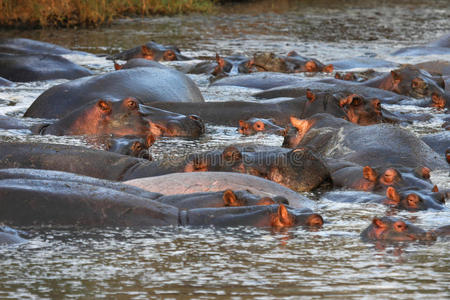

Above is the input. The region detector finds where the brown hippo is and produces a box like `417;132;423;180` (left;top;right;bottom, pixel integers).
283;113;448;170
238;118;285;136
248;51;333;73
109;41;191;61
24;67;205;119
36;97;205;138
0;53;93;82
188;54;251;76
181;146;331;192
150;91;384;127
360;217;436;242
383;186;445;211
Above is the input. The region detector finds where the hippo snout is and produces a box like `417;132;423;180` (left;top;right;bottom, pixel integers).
188;114;206;134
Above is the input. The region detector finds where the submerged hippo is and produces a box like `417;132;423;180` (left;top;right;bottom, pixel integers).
248;51;333;73
24;67;205;119
360;217;436;242
0;226;28;245
124;171;316;209
391;33;450;56
188;54;251;76
383;186;445;211
109;41;190;61
283;113;448;170
238;118;285;136
0;177;321;229
181;146;331;192
0;37;88;55
104;135;154;159
421;131;450;159
211;72;307;90
113;58;168;70
150;91;384;127
0;53;92;82
327;57;399;71
36;97;205;138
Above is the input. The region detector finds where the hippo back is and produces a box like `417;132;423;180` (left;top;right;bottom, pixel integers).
24;67;204;119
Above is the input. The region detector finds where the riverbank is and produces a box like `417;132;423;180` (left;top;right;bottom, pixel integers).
0;0;215;28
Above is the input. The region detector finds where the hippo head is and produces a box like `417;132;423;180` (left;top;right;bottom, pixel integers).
140;105;205;138
105;134;155;159
361;217;436;242
238;118;285;136
140;44;184;61
337;94;383;125
286;51;334;73
384;187;445;211
248;52;289;73
335;72;357;81
384;66;445;99
271;205;324;228
222;189;289;207
213;54;251;76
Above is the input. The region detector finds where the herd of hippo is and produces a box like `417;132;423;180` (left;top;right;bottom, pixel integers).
0;34;449;246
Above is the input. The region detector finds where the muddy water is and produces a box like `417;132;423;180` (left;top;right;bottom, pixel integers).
0;0;449;298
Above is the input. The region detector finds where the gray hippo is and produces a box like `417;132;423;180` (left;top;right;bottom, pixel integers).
24;67;205;119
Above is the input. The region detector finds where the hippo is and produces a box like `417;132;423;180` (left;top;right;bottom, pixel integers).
188;54;251;76
391;33;450;56
0;177;321;229
238;118;285;136
36;97;205;138
113;58;168;70
383;186;445;211
104;134;154;159
253;81;410;105
360;217;436;242
0;53;93;82
181;146;331;192
412;61;450;77
124;172;316;209
248;51;333;73
421;131;450;158
0;226;28;245
283;113;448;170
155;189;288;210
109;41;190;61
150;91;384;126
210;72;307;90
0;37;88;55
327;57;399;71
24;67;205;119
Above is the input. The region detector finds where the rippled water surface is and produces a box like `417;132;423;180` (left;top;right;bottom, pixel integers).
0;0;449;298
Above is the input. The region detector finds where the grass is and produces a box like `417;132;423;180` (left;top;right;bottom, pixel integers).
0;0;216;28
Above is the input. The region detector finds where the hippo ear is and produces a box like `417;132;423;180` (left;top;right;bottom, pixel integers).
141;45;154;60
363;166;377;182
277;204;293;226
432;185;439;193
114;62;123;70
306;89;316;102
386;187;400;203
431;92;445;109
335;72;342;80
253;120;265;131
222;146;242;163
289;116;308;131
163;50;176;61
323;64;334;73
223;189;239;206
372;217;387;229
238;120;249;128
339;96;351;107
216;53;226;68
97;100;111;113
287;50;297;57
146;134;156;147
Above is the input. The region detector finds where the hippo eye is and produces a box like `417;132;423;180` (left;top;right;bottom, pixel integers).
394;221;407;232
126;99;138;110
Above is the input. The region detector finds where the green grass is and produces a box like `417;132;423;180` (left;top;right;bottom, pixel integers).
0;0;216;28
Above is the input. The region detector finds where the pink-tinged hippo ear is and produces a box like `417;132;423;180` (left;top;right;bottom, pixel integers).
335;72;342;80
287;50;298;57
431;92;446;109
223;189;239;206
432;185;439;193
97;100;111;113
114;62;123;70
372;217;387;229
306;89;316;102
145;134;156;147
271;204;294;228
222;146;242;163
290;116;308;131
339;96;352;107
323;64;334;73
253;120;265;131
363;166;377;182
215;53;226;68
386;187;400;203
141;45;154;60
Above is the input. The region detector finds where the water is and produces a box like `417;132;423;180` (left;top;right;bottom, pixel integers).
0;0;449;298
